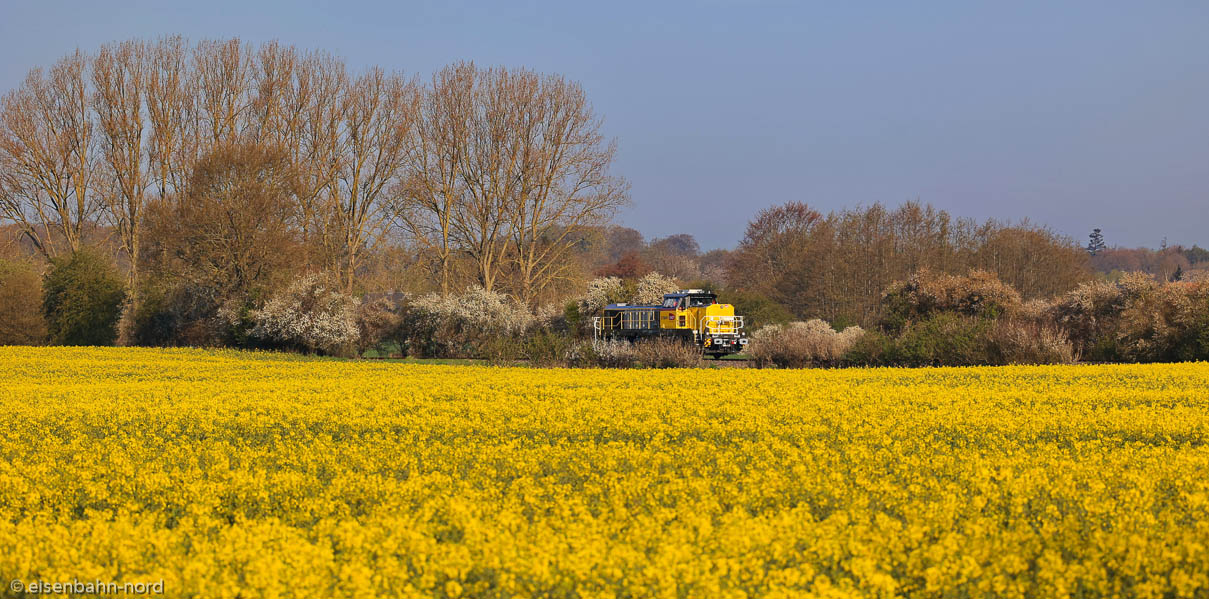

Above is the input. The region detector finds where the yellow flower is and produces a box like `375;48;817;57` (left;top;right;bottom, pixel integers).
0;346;1206;598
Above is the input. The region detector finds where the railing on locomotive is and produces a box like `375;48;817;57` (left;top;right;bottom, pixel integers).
592;314;622;341
700;315;744;336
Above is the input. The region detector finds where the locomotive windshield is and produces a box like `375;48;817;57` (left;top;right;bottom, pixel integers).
661;295;716;308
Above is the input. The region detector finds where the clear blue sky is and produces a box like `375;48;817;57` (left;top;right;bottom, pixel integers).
2;0;1206;250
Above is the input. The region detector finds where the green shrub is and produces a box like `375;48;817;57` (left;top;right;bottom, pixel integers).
848;313;996;367
523;330;577;367
43;250;126;346
562;301;584;337
841;330;897;366
480;336;523;365
0;258;48;345
128;281;224;347
895;313;994;366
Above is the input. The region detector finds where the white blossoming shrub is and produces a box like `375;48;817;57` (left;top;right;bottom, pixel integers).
566;273;681;340
633;272;679;306
532;303;563;329
580;277;624;315
249;274;360;355
411;286;534;334
400;287;535;358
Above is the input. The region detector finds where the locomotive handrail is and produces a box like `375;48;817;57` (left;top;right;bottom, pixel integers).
701;315;744;336
592;314;624;340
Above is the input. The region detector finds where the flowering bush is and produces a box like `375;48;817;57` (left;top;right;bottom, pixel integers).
399;287;534;358
249;274;360;355
633;272;680;306
1044;272;1209;362
989;319;1076;365
589;339;639;368
633;337;703;368
1116;280;1209;362
411;286;534;335
580;277;625;316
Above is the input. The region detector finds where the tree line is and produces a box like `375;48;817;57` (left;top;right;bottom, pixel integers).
720;201;1092;327
2;37;1205;358
0;37;626;323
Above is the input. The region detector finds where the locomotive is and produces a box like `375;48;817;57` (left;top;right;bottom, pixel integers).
592;289;748;358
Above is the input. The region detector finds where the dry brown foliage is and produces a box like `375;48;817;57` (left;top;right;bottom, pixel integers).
633;337;703;368
989;319;1075;365
749;320;865;368
881;269;1023;330
144;142;300;302
0;258;47;344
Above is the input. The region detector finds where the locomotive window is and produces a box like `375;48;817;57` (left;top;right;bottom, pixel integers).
688;297;715;307
662;297;679;308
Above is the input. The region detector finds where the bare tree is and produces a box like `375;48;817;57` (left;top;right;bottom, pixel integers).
727;201;821;296
193;39;252;145
145;142;299;301
2;38;638;309
294;53;347;269
453;66;521;293
331;68;416;293
506;70;628;305
93;40;149;299
247;41;297;146
394;62;475;295
0;51;99;259
145;36;194;200
728;201;1091;325
247;42;346;268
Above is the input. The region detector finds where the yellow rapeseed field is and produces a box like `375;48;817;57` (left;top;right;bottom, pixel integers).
2;347;1208;598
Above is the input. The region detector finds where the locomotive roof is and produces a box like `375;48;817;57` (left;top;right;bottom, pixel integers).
603;303;662;311
603;290;717;311
663;289;716;298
